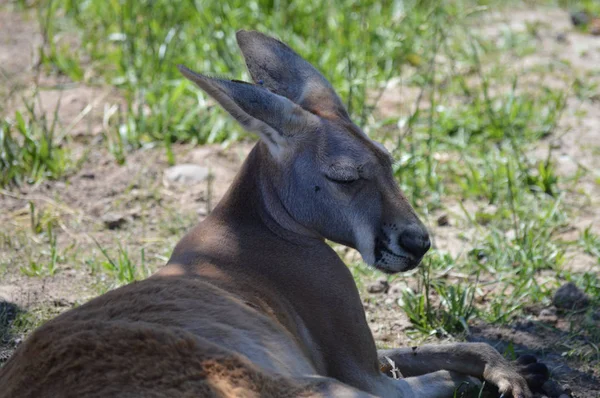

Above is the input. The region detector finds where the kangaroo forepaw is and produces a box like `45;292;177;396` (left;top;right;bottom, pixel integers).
486;354;549;398
484;358;531;398
490;370;531;398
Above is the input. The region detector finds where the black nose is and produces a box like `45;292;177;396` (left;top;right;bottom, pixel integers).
398;225;431;258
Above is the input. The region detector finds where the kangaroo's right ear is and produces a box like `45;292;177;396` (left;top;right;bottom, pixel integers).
178;65;314;158
236;30;349;120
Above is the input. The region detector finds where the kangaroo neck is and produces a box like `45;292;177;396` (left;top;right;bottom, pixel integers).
211;142;322;247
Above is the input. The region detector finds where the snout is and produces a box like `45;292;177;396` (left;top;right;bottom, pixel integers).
372;222;431;273
398;224;431;259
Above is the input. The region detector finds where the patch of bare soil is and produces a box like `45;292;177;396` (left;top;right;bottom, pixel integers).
0;6;123;142
0;139;253;287
0;7;40;97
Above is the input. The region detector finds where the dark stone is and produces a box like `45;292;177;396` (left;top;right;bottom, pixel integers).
553;282;589;310
570;11;590;27
436;214;450;226
367;279;390;294
102;213;127;230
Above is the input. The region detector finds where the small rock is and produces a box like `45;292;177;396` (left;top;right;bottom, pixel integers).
571;11;590;26
553;282;589;310
555;32;568;43
538;307;558;323
436;214;450;226
367;279;390;294
164;164;210;184
102;213;127;230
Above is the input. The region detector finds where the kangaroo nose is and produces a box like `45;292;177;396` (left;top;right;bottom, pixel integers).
398;225;431;258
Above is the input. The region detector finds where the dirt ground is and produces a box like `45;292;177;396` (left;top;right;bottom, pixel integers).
0;5;599;398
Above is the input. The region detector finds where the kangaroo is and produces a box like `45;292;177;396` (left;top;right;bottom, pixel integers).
0;31;548;398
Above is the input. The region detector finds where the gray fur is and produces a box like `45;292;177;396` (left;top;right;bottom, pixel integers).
236;30;349;118
178;32;430;273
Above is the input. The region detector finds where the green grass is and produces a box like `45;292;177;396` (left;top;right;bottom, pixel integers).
1;108;70;188
26;0;508;158
91;240;152;289
579;226;600;259
19;228;61;277
400;261;478;337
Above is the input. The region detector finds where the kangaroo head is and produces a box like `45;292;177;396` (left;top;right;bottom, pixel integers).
179;30;430;273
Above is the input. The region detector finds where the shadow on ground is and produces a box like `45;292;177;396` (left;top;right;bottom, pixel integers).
468;319;599;398
0;300;20;366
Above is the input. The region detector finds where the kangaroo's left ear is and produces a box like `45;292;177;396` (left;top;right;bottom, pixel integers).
236;30;349;121
178;65;316;159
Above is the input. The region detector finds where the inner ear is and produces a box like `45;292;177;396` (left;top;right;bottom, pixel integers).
236;30;349;120
178;65;316;157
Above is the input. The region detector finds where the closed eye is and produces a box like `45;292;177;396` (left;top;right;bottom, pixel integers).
325;175;359;184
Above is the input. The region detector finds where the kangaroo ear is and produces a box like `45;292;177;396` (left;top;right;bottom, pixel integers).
179;65;314;158
236;30;349;120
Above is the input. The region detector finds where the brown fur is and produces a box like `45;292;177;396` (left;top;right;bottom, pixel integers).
0;277;348;398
